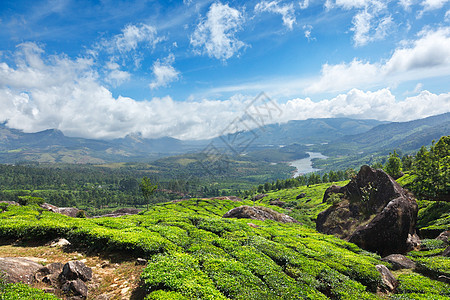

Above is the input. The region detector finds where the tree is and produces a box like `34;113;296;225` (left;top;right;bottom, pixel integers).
385;151;402;179
413;136;449;200
140;177;157;210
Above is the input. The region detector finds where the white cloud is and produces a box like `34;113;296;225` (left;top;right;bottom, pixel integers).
421;0;450;11
113;23;158;53
327;0;393;46
299;0;309;9
282;88;450;122
255;1;296;30
399;0;415;10
446;10;450;21
333;0;372;9
149;54;180;90
190;2;246;60
307;27;450;93
105;62;131;87
303;24;314;40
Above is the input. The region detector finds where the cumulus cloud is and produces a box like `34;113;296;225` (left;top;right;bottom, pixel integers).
190;2;246;60
149;54;180;90
282;88;450;122
255;1;296;30
307;27;450;93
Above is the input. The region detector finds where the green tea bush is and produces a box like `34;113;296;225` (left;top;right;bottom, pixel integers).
396;272;450;296
0;282;60;299
141;252;226;299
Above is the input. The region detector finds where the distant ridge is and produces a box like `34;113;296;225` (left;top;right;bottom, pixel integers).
0;113;448;164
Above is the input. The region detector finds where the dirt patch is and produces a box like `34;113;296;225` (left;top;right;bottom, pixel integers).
0;242;146;299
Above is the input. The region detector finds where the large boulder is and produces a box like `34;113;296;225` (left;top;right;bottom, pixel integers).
40;203;80;218
316;165;419;256
223;205;298;223
0;257;43;284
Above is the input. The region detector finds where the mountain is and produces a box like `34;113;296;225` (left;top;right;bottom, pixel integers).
320;112;450;156
0;125;203;164
213;117;386;150
0;118;386;164
1;113;447;165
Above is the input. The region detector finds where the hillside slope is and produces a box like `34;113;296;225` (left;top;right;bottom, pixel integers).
1;183;449;299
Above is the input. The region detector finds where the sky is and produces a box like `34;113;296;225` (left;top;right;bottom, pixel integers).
0;0;449;140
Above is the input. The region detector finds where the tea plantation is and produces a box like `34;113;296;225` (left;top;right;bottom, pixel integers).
1;182;449;299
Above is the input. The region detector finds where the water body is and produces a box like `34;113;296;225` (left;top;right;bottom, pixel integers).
289;152;328;178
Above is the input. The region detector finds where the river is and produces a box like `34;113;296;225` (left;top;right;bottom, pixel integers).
289;152;328;177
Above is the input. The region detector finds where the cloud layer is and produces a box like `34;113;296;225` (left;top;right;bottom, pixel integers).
0;43;449;140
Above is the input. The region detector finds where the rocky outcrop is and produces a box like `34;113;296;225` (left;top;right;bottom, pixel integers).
40;203;80;218
316;165;419;256
381;254;416;270
0;257;43;284
223;205;298;223
35;262;64;286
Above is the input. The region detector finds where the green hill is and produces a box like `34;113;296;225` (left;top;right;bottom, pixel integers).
1;181;449;299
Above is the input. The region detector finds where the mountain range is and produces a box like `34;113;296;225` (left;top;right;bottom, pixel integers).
0;113;448;164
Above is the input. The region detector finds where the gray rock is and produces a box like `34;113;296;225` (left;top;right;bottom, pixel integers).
48;238;71;248
57;207;80;218
269;199;285;207
376;264;397;293
0;257;43;284
34;262;64;286
296;193;306;199
62;278;88;298
436;230;450;245
60;261;92;282
251;194;267;201
223;205;298;223
381;254;416;270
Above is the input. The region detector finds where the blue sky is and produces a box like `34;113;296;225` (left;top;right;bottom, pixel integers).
0;0;449;140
